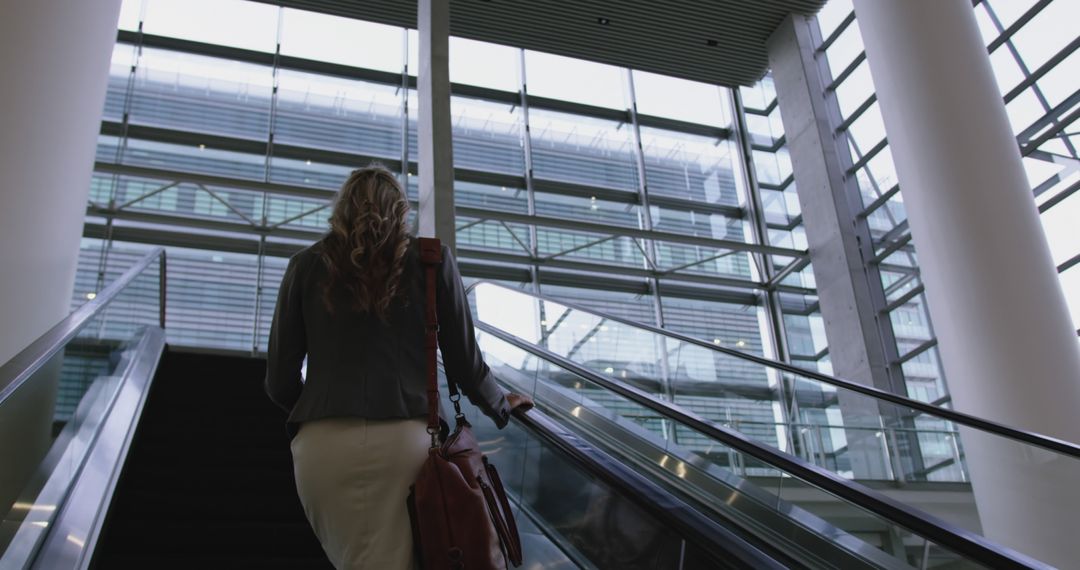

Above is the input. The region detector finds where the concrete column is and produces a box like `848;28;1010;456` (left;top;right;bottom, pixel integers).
767;16;899;480
852;1;1080;565
0;0;121;363
0;0;122;544
417;0;456;252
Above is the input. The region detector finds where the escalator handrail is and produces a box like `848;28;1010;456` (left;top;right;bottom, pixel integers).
509;402;789;569
477;321;1050;569
0;247;166;405
466;280;1080;459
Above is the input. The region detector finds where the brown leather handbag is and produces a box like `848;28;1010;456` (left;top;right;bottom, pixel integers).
408;237;523;570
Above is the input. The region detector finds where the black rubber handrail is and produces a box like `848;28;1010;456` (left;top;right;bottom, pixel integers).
0;248;166;405
478;320;1050;569
510;404;790;569
466;280;1080;459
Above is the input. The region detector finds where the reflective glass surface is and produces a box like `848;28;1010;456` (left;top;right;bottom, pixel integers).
472;327;995;568
0;256;162;562
470;281;1080;560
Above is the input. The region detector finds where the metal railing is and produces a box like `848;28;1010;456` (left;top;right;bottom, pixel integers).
0;247;167;568
0;248;166;404
466;280;1080;460
478;320;1049;568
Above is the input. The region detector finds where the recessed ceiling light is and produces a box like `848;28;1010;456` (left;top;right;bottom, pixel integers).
597;17;610;25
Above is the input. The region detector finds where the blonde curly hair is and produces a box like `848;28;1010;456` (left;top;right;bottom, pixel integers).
319;165;411;321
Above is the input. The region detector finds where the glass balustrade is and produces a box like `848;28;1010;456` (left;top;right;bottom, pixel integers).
469;280;1079;563
0;253;164;564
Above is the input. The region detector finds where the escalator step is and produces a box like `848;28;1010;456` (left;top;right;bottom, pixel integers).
98;556;334;569
91;351;332;568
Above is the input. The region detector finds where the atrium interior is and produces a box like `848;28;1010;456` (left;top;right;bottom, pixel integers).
0;0;1078;568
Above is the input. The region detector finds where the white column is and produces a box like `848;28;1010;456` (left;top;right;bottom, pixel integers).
417;0;456;252
0;0;122;363
0;0;122;542
852;1;1080;566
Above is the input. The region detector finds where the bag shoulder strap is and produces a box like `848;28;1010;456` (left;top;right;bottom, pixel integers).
418;237;443;440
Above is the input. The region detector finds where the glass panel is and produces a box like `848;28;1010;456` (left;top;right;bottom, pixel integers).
0;256;161;560
539;285;656;325
534;190;641;228
632;70;730;127
450;37;519;92
985;0;1040;29
455;181;529;213
455;358;712;569
143;0;279;53
255;256;288;351
470;321;996;568
451;96;523;175
469;281;1077;564
1058;265;1080;330
1039;185;1080;267
1008;0;1076;71
268;156;354;191
815;0;853;40
529;109;638;190
753;149;792;187
110;137;266;181
864;195;907;239
536;230;647;269
1004;88;1045;134
1036;49;1080;107
739;76;776;111
265;193;332;231
845;102;887;160
280;8;404;73
103;43;137;123
832;62;874;120
275;69;402;159
823;20;863;75
117;0;142;32
759;187;801;226
853;148;900;206
129;48;273;141
779;292;829;370
640;128;742;206
457;217;531;254
651;205;744;239
654;242;754;281
524;51;628;109
161;246;260;351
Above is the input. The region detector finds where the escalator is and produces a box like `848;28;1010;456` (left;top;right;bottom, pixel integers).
0;249;778;569
92;349;780;569
1;250;1075;568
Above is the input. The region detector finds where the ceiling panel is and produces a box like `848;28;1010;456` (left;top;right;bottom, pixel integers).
253;0;827;86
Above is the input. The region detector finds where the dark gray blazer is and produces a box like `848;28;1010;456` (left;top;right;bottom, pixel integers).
264;237;510;437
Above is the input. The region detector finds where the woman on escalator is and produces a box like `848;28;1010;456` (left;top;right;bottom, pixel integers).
264;165;533;569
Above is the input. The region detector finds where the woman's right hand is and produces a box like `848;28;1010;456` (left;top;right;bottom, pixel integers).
506;393;534;412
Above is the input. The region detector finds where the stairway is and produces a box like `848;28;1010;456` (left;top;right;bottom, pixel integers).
91;350;333;569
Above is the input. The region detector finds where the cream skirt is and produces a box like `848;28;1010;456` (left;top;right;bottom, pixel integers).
291;416;430;569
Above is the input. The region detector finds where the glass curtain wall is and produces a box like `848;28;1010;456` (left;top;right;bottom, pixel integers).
81;0;819;461
811;0;1079;479
80;0;1079;484
814;0;1080;401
